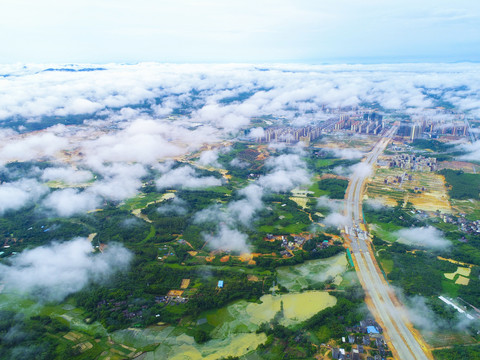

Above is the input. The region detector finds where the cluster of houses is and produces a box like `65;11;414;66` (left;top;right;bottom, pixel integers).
331;320;388;360
441;213;480;236
96;299;148;320
265;233;330;258
383;172;412;185
265;234;301;258
389;154;437;172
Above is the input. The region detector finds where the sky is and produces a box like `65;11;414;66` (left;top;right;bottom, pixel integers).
1;0;479;64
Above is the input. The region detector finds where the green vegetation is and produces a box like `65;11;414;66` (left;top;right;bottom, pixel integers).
307;156;359;174
317;178;349;199
277;253;347;292
119;192;164;211
6;135;480;359
364;201;424;230
457;267;480;308
254;197;311;235
411;139;453;153
0;311;69;360
440;169;480;200
381;246;457;296
433;345;480;360
250;282;367;359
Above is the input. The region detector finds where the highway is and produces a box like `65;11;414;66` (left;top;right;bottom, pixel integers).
344;126;432;360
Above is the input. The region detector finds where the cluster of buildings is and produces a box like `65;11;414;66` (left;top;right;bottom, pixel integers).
397;120;469;141
331;320;388;360
256;126;323;144
389;154;437;172
382;172;413;185
265;233;331;258
348;319;383;334
265;234;306;258
442;213;480;236
96;299;148;320
334;112;384;135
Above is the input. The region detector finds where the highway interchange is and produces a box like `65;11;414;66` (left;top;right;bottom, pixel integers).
344;126;433;360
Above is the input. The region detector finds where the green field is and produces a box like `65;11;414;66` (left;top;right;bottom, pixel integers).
0;294;150;360
277;253;348;291
120;192;167;211
451;199;480;221
369;223;404;242
314;159;334;168
308;181;329;197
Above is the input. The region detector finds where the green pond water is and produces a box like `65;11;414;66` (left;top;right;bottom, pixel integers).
112;255;348;359
0;254;347;360
114;290;336;359
277;252;348;291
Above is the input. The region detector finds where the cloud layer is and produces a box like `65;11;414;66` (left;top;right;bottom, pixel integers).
0;63;479;220
156;166;222;190
395;226;451;249
0;238;133;302
194;151;311;253
2;63;480;127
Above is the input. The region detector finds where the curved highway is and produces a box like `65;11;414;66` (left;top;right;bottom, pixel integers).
344;126;432;360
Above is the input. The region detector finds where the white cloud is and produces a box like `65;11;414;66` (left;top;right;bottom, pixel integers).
0;179;48;214
230;157;248;168
227;184;264;225
88;163;147;202
204;224;250;254
258;169;310;193
41;167;93;184
156;166;221;190
322;212;349;227
157;196;188;215
0;238;132;302
395;226;451;249
317;195;344;213
55;98;103;116
364;198;387;211
81;118;188;165
248;127;265;139
197;149;221;168
349;162;372;178
42;189;101;216
328;148;364;160
259;153;311;192
457;140;480;161
0;132;68;163
5;65;480;121
195;150;311;253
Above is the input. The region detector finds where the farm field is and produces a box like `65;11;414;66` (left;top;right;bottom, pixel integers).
365;168;452;213
315;133;378;152
450;199;480;221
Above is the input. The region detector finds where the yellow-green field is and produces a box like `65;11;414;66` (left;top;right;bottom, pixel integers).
366;168;452;213
121;192;175;211
444;266;472;286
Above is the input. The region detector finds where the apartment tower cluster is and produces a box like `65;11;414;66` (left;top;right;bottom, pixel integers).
389;154;437;172
256;126;322;144
397;120;469;141
334;112;384;135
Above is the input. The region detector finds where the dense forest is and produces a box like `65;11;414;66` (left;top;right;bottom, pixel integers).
439;169;480;200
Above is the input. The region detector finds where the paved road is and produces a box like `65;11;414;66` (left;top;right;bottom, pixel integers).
344;127;431;360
